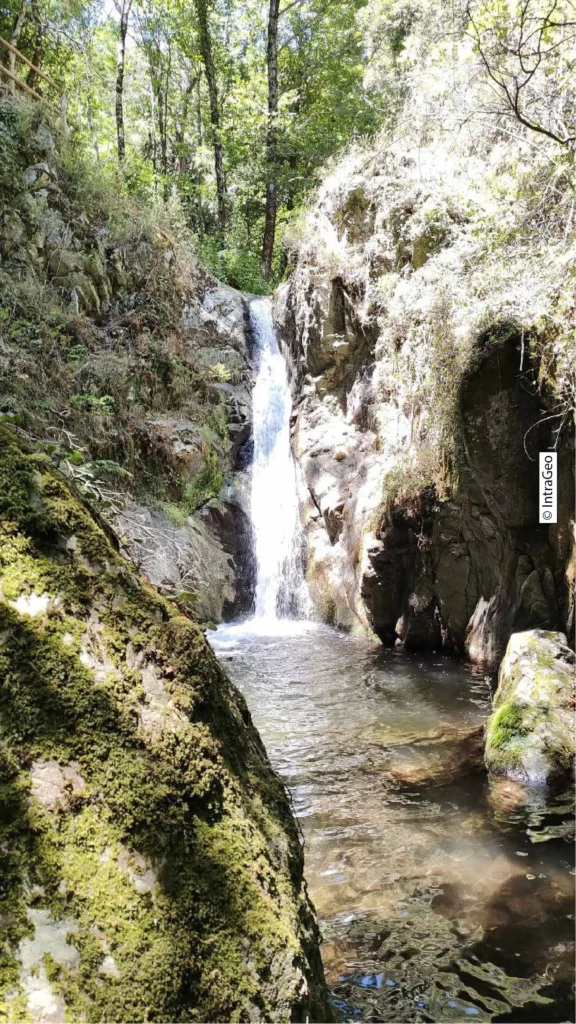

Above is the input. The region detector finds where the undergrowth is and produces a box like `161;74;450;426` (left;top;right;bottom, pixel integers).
0;101;236;523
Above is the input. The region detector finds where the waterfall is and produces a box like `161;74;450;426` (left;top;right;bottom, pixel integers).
248;297;309;622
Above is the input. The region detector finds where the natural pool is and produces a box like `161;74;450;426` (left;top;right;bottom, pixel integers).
210;622;575;1023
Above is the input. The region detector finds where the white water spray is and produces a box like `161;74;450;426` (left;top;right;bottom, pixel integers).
248;297;310;623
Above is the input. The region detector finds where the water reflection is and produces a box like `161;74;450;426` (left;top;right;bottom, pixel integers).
209;623;575;1023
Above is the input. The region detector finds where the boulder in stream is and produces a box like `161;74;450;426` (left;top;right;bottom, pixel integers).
485;630;575;785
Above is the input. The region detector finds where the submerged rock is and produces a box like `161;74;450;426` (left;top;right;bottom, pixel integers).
0;427;331;1023
485;630;575;785
387;723;485;787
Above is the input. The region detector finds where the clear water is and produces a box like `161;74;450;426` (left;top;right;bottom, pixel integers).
231;297;575;1022
248;297;310;621
210;622;575;1023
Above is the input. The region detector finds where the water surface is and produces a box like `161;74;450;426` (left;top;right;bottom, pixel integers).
210;622;575;1023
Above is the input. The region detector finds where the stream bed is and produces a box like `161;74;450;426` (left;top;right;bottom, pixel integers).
210;622;575;1024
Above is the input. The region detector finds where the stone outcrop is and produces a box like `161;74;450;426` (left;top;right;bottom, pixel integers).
0;426;330;1023
276;148;575;668
115;283;255;622
0;102;255;625
114;487;254;624
485;630;575;784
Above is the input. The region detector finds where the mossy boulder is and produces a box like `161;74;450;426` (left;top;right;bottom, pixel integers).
0;427;331;1023
485;629;575;785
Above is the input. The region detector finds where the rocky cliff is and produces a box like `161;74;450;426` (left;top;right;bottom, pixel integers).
0;426;330;1022
276;140;574;670
0;98;254;625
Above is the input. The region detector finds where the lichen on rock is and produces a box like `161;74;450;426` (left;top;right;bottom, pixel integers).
0;426;330;1023
485;629;576;785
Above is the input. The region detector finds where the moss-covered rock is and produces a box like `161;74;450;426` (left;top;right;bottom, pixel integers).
484;629;575;785
0;427;330;1022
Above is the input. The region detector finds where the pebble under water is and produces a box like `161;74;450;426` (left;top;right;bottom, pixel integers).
209;622;575;1024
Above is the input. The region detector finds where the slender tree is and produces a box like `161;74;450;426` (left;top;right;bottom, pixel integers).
25;0;43;89
261;0;280;279
466;0;576;152
173;71;199;174
193;0;227;233
8;0;28;94
143;29;172;198
114;0;132;165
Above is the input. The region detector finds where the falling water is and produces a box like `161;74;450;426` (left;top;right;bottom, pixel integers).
248;297;309;622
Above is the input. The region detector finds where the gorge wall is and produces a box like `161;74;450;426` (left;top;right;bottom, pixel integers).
0;98;254;627
276;142;575;669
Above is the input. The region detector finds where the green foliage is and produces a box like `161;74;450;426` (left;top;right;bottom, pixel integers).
185;450;224;507
0;0;383;283
86;459;133;479
164;449;224;523
466;0;576;152
70;393;115;415
209;362;231;383
67;345;88;364
195;233;284;294
0;98;37;190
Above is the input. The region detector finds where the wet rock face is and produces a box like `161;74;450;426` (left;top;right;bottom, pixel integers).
485;630;575;784
114;495;254;624
283;305;572;666
0;428;330;1023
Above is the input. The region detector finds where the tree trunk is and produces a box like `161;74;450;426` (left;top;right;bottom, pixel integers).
8;1;28;95
148;76;158;195
196;74;205;237
25;0;43;90
161;42;171;200
115;0;132;166
261;0;280;279
193;0;227;234
145;42;170;201
174;73;197;175
87;96;100;163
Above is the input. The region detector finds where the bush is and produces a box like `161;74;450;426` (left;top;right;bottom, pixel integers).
195;228;286;295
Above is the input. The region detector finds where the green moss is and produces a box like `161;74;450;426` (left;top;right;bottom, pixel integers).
487;702;528;750
323;598;337;627
484;702;531;775
0;427;330;1023
485;633;575;782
